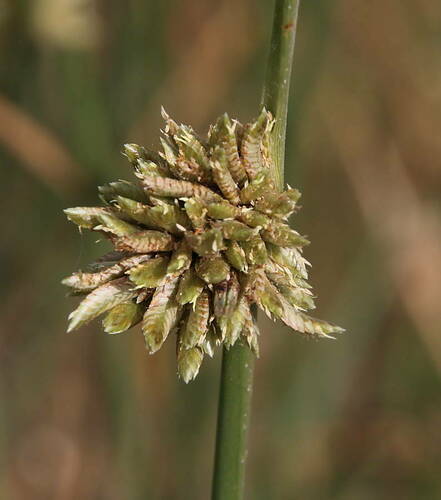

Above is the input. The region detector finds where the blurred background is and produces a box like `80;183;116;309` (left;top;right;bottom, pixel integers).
1;0;441;498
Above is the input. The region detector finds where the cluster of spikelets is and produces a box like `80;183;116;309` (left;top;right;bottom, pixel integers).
63;108;343;382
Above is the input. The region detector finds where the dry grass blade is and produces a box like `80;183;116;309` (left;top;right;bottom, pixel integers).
0;94;84;193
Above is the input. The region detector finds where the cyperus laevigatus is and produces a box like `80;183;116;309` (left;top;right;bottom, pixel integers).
63;108;344;382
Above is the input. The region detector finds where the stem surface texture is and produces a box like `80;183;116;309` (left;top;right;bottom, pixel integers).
263;0;300;189
212;343;254;500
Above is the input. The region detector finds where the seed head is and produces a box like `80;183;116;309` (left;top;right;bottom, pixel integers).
63;108;344;382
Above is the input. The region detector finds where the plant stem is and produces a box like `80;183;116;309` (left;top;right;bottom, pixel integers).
211;1;300;499
212;342;254;500
262;0;300;190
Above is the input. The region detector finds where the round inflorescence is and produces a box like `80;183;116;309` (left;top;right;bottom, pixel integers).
63;108;343;382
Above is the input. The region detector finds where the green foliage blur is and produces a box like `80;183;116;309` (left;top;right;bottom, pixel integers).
1;0;440;498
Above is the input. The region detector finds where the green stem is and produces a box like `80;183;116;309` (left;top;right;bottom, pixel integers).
211;342;254;500
262;0;300;190
211;1;300;499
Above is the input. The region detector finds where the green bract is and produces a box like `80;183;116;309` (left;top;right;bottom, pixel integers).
63;108;344;383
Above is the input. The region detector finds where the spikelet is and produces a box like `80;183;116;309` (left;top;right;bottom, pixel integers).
240;236;268;266
95;212;141;237
116;196;190;235
114;230;174;253
266;269;314;311
215;220;257;242
127;256;169;288
210;147;241;205
184;198;207;229
279;302;344;339
206;201;238;220
67;278;137;332
63;108;343;382
161;110;213;183
195;255;230;284
176;268;204;305
240;170;271;204
241;305;260;356
64;207;113;230
266;244;310;279
142;275;180;353
63;254;150;291
167;240;192;275
261;224;309;248
87;250;133;271
213;273;240;339
224;296;249;347
99;180;148;204
238;207;270;228
208;113;247;185
141;176;222;202
180;290;210;348
177;346;204;383
254;187;300;219
161;111;212;183
103;302;144;334
225;241;248;272
186;228;225;256
203;326;218;357
240;108;274;180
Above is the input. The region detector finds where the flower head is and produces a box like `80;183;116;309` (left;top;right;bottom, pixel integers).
63;108;343;382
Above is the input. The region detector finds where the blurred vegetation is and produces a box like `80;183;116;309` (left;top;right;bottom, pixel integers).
0;0;440;499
